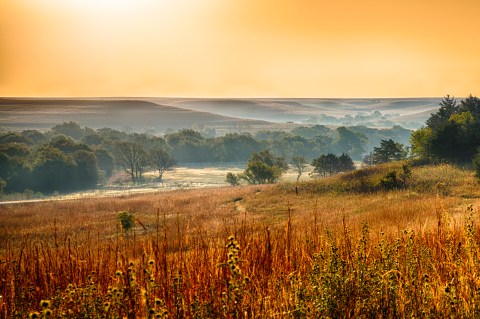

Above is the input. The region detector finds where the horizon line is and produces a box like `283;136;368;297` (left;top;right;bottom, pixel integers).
0;96;449;100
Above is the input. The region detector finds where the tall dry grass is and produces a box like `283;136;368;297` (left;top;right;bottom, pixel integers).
1;164;480;318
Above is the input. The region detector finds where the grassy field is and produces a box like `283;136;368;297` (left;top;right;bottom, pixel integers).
1;163;480;318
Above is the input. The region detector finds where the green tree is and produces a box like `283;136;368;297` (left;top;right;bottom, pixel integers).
240;150;288;184
338;153;356;172
311;154;339;177
410;127;432;159
73;150;99;189
32;145;78;193
411;95;480;163
225;172;241;186
214;133;261;162
51;121;86;140
21;130;47;145
371;139;408;164
332;127;368;160
0;132;33;145
311;153;355;177
0;143;33;192
94;148;114;178
426;95;458;130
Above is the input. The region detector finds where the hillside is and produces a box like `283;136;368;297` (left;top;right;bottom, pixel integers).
157;97;441;128
0;98;442;134
2;163;480;317
0;98;272;132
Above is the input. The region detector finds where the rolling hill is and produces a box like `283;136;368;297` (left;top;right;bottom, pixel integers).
0;98;272;132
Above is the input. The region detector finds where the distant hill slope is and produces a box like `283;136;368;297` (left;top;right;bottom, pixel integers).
0;98;272;132
153;97;441;128
0;97;441;132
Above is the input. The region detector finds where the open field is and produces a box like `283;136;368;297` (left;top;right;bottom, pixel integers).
2;163;480;317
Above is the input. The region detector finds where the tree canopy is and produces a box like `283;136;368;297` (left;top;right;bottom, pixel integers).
240;150;288;184
411;95;480;163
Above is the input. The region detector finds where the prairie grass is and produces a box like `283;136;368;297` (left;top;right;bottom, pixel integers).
1;163;480;318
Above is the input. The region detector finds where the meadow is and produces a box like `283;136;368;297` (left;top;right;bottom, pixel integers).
1;163;480;318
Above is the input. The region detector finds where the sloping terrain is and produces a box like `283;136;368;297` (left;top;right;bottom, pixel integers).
0;97;442;132
0;98;271;132
156;97;441;128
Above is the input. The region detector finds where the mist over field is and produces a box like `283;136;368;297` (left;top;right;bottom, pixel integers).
0;97;440;133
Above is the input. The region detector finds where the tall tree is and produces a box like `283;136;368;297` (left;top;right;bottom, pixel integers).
371;139;408;164
426;95;459;130
150;147;175;180
411;95;480;163
114;142;146;183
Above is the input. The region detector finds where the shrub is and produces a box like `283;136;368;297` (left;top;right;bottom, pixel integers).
117;210;135;232
378;171;402;191
225;172;240;186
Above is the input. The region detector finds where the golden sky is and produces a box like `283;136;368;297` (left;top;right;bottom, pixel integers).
1;0;479;98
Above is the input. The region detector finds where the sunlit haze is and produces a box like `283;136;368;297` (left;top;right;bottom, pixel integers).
1;0;479;98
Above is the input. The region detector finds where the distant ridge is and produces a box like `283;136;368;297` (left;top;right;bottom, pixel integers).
0;97;441;132
0;98;271;132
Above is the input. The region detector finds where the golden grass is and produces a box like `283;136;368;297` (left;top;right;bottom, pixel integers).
1;164;480;318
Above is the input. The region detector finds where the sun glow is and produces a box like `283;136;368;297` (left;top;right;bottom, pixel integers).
61;0;155;13
2;0;480;97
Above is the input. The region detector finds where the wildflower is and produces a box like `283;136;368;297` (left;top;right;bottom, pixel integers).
29;312;40;319
43;309;52;317
129;261;135;267
155;298;162;306
40;300;51;308
148;259;155;265
115;270;123;277
149;309;156;315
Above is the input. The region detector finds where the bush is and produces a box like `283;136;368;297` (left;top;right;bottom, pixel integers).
378;171;402;191
225;172;240;186
117;210;135;232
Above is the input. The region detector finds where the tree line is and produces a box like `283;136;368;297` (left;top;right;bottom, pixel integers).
411;95;480;164
0;121;411;194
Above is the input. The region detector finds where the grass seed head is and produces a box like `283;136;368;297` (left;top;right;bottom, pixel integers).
40;300;51;308
29;312;40;319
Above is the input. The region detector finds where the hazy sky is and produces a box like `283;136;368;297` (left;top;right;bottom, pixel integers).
1;0;479;98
